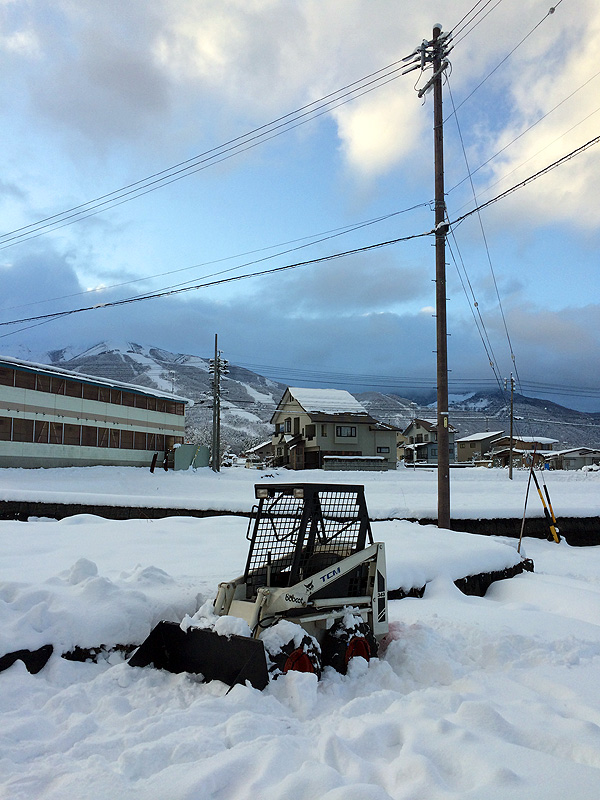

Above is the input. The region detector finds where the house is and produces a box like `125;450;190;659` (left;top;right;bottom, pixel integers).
402;418;457;464
544;447;600;471
490;435;558;468
456;430;504;463
0;355;192;468
271;387;398;470
242;440;274;464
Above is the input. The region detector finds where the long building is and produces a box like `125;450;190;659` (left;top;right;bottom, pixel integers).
0;355;191;468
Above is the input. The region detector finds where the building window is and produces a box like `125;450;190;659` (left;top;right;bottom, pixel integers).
0;368;14;386
336;426;356;437
64;424;81;446
321;424;327;437
34;420;49;443
293;417;300;435
82;384;98;401
285;418;291;433
459;443;465;449
15;371;36;390
49;422;63;444
13;418;34;442
65;380;82;398
120;429;134;449
431;448;438;456
52;377;66;395
470;442;476;448
134;431;147;450
0;416;12;440
81;426;97;447
36;374;51;393
377;446;390;453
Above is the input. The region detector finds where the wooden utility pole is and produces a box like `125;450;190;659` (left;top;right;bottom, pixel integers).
432;24;450;529
405;24;452;529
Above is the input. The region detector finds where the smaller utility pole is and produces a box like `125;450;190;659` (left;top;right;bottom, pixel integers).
209;335;229;472
505;373;515;479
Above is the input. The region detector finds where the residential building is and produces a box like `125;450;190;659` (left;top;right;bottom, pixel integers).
544;447;600;471
0;355;191;468
402;418;457;464
456;430;504;463
271;387;398;470
242;440;274;464
490;435;558;468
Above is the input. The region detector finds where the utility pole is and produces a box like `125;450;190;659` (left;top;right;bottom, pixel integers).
209;334;229;472
505;373;515;479
403;24;453;529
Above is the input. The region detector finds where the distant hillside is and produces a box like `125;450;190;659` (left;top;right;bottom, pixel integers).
359;389;600;450
46;341;285;454
26;341;600;454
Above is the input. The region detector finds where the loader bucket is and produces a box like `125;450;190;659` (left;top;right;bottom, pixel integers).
128;621;270;690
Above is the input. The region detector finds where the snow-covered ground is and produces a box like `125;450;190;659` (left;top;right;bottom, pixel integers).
1;463;599;519
1;468;600;799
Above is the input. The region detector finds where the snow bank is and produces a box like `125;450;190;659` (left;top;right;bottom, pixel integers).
0;463;598;518
1;488;599;799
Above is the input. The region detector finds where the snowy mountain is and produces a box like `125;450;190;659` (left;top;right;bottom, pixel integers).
359;389;600;450
30;342;600;453
45;342;285;453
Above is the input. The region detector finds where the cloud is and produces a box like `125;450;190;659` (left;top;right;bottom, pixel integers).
261;250;430;314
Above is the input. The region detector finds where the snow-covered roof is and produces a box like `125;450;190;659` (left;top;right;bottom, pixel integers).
550;447;600;457
495;435;558;444
0;354;192;405
244;440;273;454
287;387;367;415
456;431;504;442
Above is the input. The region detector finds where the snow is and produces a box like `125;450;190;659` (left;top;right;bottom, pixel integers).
289;387;368;414
1;352;191;404
1;468;600;798
0;463;599;519
456;430;504;442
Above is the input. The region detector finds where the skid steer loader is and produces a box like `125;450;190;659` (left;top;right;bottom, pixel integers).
129;483;388;690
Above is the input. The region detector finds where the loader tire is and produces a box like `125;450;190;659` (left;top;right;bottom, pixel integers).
266;634;322;680
322;620;377;675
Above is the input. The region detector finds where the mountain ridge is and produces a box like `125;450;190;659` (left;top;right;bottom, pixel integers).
24;341;600;453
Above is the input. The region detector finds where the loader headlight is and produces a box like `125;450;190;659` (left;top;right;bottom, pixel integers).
293;487;304;499
255;487;269;499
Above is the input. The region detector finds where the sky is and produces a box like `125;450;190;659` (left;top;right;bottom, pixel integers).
0;0;599;411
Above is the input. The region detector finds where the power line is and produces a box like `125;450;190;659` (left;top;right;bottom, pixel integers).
0;57;419;249
449;133;600;227
451;0;499;38
0;229;433;329
2;131;597;333
448;67;600;196
452;0;505;44
445;1;564;121
3;203;429;313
